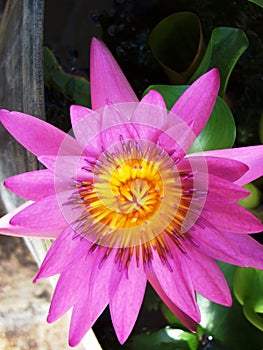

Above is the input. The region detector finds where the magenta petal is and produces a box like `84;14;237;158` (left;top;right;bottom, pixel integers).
0;109;80;156
4;169;56;201
34;227;90;281
110;256;147;344
70;105;93;128
147;268;197;331
183;155;249;182
10;194;67;229
202;201;263;233
0;202;60;238
150;250;200;321
47;253;96;323
187;247;232;306
170;68;220;137
69;250;123;347
191;220;263;268
90;38;138;110
197;145;263;185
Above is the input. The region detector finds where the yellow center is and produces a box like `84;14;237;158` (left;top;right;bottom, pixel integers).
77;140;186;249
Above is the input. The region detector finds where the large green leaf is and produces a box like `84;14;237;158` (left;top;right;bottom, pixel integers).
189;27;248;97
249;0;263;8
43;46;91;107
149;12;205;84
143;85;236;151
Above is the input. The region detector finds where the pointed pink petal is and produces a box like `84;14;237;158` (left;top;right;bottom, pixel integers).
202;201;263;233
0;109;80;156
191;219;263;268
4;170;56;201
150;249;200;322
47;253;96;323
0;202;60;238
141;89;167;108
182;155;249;182
90;38;138;110
147;269;197;331
195;146;263;185
70;105;93;128
187;247;232;306
170;69;220;137
110;256;147;344
34;226;90;281
69;250;123;346
10;194;68;229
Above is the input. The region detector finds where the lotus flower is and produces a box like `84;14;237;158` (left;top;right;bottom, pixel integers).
1;38;263;346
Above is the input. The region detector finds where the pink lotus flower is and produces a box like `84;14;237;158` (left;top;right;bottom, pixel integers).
1;38;263;346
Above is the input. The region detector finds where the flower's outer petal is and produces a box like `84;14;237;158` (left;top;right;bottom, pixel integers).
170;69;220;138
90;38;138;110
150;249;200;322
187;247;232;306
34;226;90;281
202;201;263;233
4;170;57;201
0;202;60;238
110;256;147;344
69;250;123;347
193;146;263;185
0;109;80;156
191;220;263;269
147;269;197;331
70;105;93;128
183;156;249;182
47;253;96;323
10;194;68;229
207;175;250;202
130;90;169;142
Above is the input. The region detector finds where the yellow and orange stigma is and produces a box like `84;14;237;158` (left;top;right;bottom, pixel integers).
73;139;200;270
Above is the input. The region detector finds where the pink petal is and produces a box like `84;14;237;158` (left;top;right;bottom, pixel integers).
90;38;138;110
0;109;80;156
70;105;93;128
110;256;147;344
150;249;200;322
34;226;90;281
202;201;263;233
195;146;263;185
4;170;56;201
0;202;60;238
69;249;123;346
147;269;197;331
10;194;68;229
186;246;232;306
183;155;249;182
47;253;96;323
191;219;263;268
170;68;220;138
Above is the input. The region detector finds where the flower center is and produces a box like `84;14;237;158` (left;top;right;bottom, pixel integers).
70;138;205;270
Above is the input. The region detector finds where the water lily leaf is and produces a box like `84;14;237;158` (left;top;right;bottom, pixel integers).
149;12;206;84
197;262;263;350
238;183;262;210
249;0;263;8
233;267;263;331
189;27;248;97
43;46;91;107
143;85;236;151
126;328;198;350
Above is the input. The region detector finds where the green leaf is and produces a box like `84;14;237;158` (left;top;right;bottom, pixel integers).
126;328;198;350
43;46;91;107
189;27;249;97
197;262;263;350
238;183;262;210
143;85;236;151
249;0;263;8
149;12;205;84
